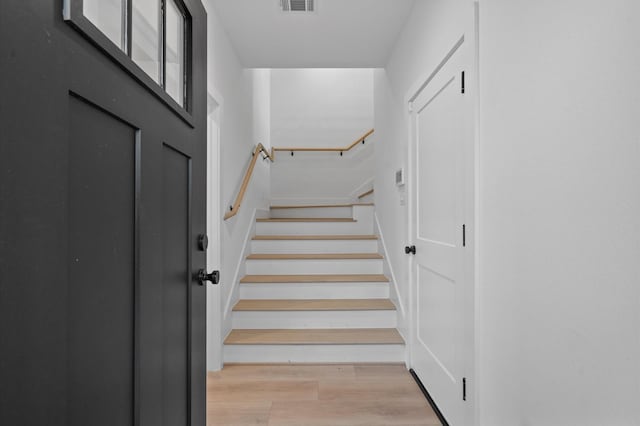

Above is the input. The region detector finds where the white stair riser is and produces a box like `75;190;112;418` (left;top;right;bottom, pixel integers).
251;239;378;254
239;282;389;300
256;221;373;235
231;310;397;329
270;207;353;219
245;259;383;275
224;344;404;363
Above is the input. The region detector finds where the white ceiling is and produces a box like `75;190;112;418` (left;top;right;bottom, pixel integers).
207;0;416;68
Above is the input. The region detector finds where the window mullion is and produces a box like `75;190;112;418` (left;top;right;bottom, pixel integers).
183;10;189;110
125;0;132;56
161;0;167;89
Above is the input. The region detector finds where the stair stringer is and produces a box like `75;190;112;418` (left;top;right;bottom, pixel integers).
374;211;409;364
352;204;374;234
222;208;269;341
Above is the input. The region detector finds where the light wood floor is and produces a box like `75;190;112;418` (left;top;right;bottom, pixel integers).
207;364;442;426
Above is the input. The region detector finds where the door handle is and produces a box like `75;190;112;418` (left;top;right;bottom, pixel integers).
197;269;220;285
405;245;416;255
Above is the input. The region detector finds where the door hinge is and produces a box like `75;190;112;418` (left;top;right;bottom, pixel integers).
462;224;466;247
463;377;467;401
461;71;465;94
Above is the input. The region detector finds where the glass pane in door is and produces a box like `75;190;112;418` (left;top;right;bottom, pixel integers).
83;0;125;50
132;0;162;83
165;0;185;106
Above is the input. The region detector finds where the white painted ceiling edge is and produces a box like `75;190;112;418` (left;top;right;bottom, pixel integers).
207;0;417;68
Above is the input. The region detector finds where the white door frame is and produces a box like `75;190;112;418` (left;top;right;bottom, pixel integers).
206;87;224;371
404;8;478;423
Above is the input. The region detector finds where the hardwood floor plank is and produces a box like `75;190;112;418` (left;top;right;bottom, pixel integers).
224;328;405;345
232;299;396;311
207;380;318;402
208;364;356;381
207;401;271;426
206;364;442;426
268;399;441;426
318;377;425;401
354;363;409;378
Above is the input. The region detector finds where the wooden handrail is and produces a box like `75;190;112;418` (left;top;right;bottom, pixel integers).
273;129;374;155
224;130;372;220
357;189;374;200
224;143;273;220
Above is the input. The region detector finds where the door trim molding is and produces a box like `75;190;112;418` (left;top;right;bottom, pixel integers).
206;87;224;371
406;36;465;107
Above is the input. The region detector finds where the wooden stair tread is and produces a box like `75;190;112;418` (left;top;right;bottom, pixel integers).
247;253;382;260
270;203;374;209
224;328;404;345
240;274;389;283
233;299;396;311
256;218;356;222
253;235;378;241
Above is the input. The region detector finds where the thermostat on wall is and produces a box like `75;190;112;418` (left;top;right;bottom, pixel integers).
395;168;405;187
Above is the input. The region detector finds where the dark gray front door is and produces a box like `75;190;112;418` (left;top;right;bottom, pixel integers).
0;1;208;425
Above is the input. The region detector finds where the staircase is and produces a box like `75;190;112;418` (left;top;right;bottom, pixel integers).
223;203;405;363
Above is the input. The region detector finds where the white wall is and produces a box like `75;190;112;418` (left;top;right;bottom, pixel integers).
252;68;271;149
374;0;472;367
271;68;374;147
372;69;408;334
270;146;375;204
478;1;640;425
378;0;640;424
204;1;271;369
270;68;376;203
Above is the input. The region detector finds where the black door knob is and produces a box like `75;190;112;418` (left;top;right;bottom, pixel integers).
197;269;220;285
405;245;416;255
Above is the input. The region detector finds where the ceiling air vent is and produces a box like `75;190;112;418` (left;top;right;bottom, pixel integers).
280;0;315;12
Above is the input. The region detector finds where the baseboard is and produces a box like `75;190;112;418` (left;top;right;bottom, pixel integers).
409;369;450;426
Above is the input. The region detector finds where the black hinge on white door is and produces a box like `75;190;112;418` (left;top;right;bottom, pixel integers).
463;377;467;401
461;71;465;94
462;224;466;247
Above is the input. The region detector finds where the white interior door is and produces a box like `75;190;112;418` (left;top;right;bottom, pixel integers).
409;43;471;426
